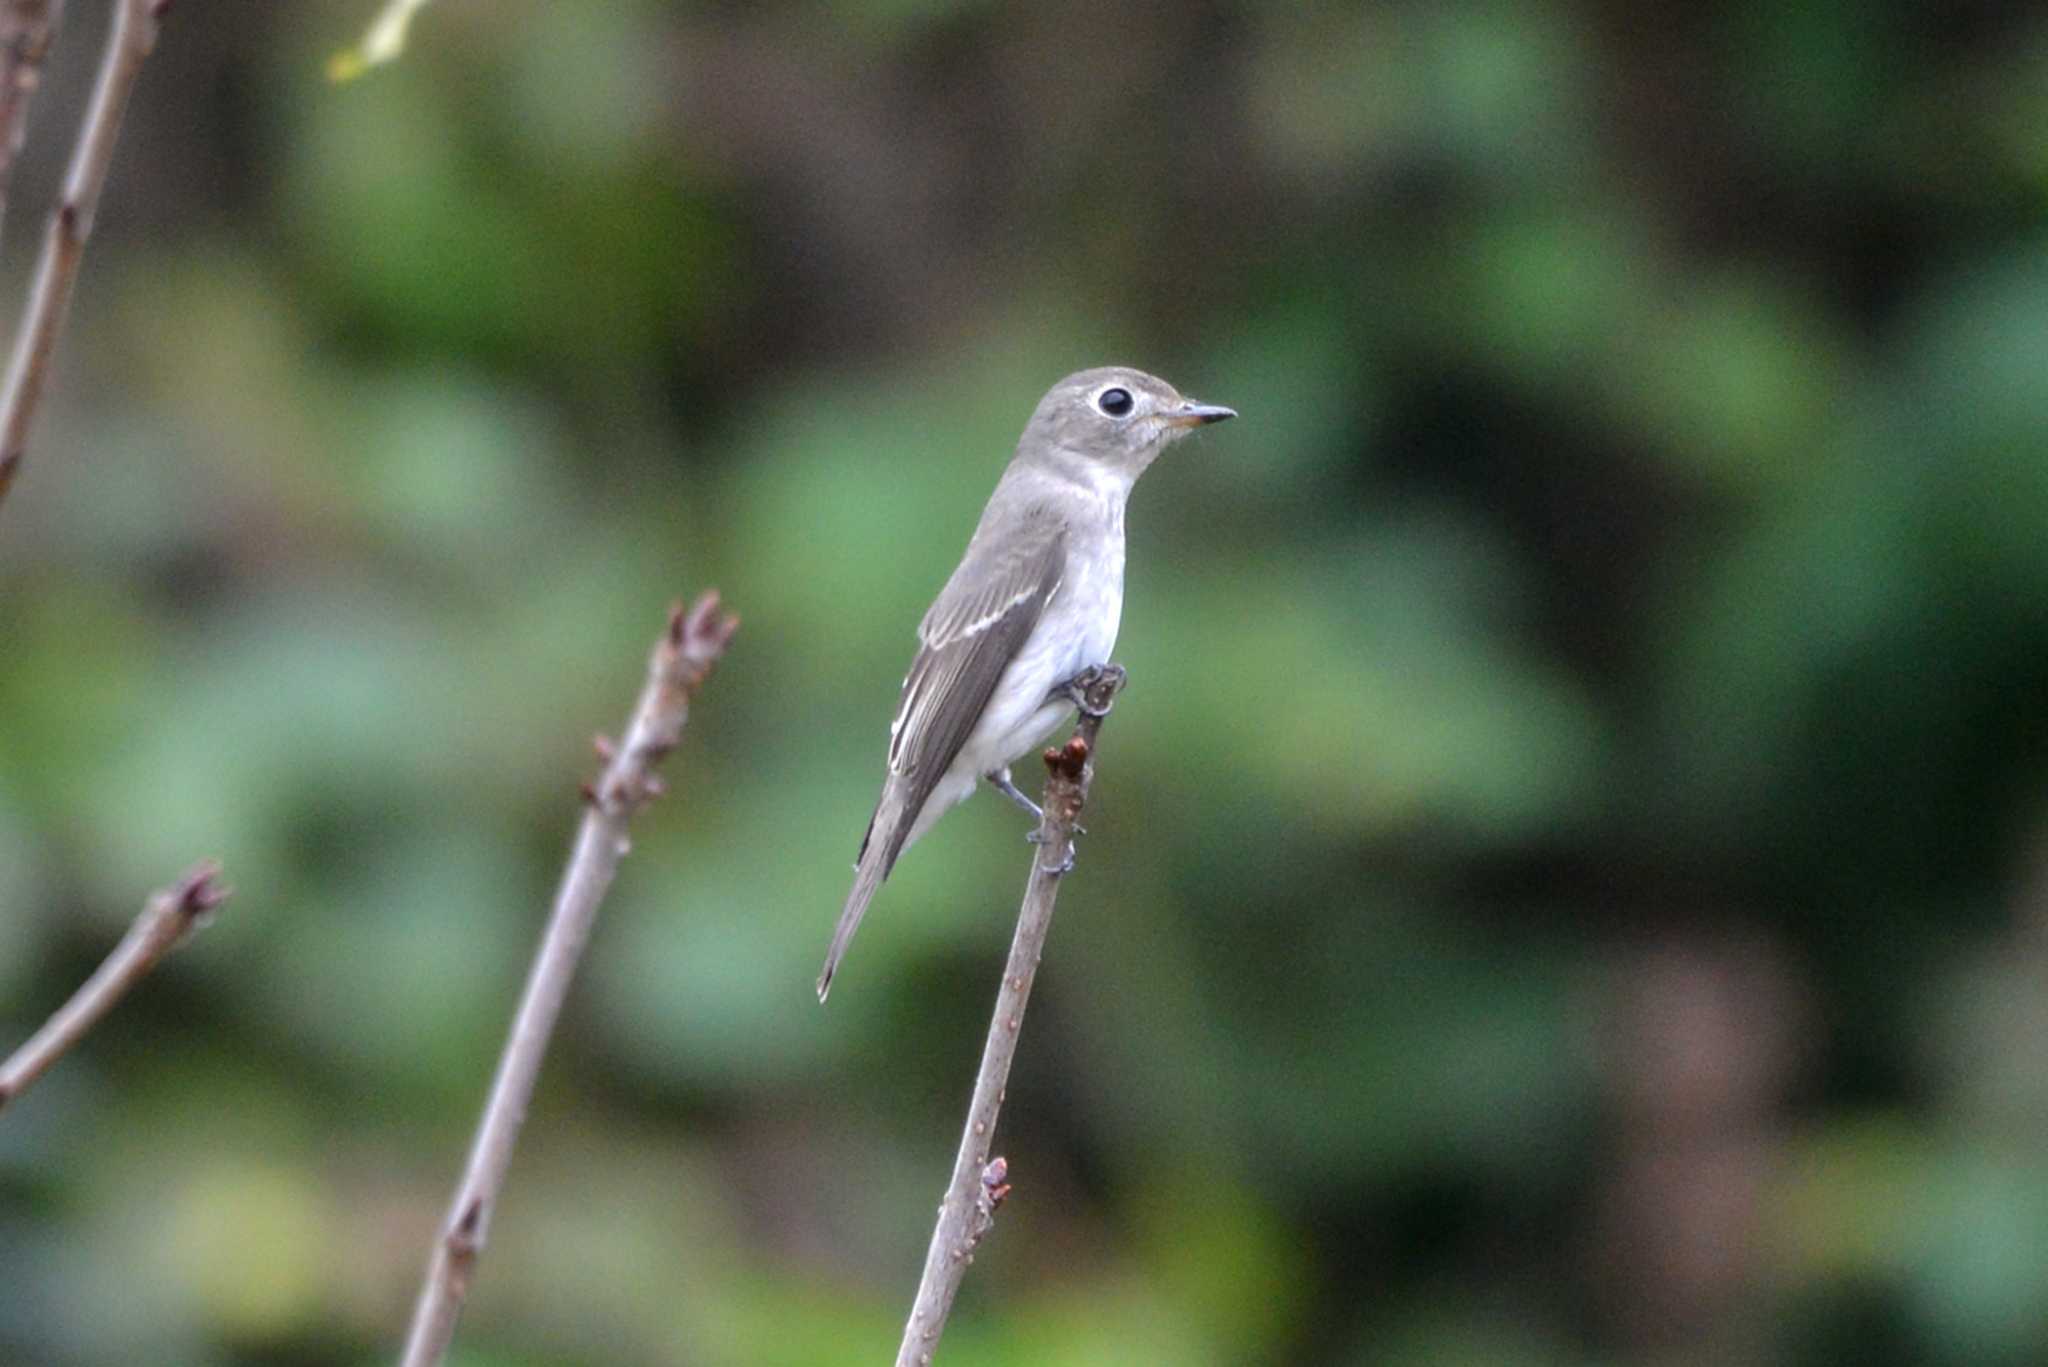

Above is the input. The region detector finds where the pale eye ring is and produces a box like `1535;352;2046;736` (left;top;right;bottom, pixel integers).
1095;386;1134;417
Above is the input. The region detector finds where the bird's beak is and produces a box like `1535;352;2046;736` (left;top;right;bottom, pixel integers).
1161;398;1237;429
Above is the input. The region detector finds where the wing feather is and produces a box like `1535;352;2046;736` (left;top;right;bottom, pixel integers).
867;520;1066;874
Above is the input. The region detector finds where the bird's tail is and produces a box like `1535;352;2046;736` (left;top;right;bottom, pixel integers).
819;840;889;1003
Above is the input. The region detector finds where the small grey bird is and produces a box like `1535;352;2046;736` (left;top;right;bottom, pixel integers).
818;366;1234;1000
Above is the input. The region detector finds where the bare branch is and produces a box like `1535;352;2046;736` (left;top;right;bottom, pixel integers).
0;861;229;1112
895;664;1127;1367
0;0;166;514
0;0;66;253
399;591;739;1367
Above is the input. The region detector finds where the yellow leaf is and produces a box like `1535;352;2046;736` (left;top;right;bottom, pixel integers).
327;0;436;84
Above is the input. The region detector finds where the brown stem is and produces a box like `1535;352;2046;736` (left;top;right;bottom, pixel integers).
0;862;229;1112
397;591;739;1367
0;0;166;514
0;0;65;255
894;664;1127;1367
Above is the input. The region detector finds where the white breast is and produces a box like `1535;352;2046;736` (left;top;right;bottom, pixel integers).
897;466;1135;855
958;482;1125;772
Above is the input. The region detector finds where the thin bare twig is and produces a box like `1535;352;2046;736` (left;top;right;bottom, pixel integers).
0;861;229;1112
0;0;166;514
0;0;66;253
399;591;739;1367
895;664;1127;1367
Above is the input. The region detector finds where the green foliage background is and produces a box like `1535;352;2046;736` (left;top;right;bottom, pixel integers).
4;1;2048;1363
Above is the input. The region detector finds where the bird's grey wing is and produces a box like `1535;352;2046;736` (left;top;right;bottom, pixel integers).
863;520;1068;876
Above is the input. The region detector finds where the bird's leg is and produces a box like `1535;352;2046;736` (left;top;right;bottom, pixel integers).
984;766;1043;822
996;764;1088;849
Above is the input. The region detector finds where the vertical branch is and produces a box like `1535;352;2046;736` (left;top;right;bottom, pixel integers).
0;861;229;1113
398;592;738;1367
0;0;165;513
895;664;1126;1367
0;0;65;252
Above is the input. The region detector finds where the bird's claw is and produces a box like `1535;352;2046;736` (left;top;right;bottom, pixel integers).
1049;668;1103;718
1063;685;1109;719
1052;664;1124;719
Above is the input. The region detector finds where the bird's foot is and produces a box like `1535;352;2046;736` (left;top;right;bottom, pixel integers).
984;766;1043;822
1051;664;1124;719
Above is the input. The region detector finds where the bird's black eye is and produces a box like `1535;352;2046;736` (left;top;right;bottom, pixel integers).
1096;387;1133;417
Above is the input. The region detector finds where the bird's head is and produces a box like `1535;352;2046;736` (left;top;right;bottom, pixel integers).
1024;366;1235;483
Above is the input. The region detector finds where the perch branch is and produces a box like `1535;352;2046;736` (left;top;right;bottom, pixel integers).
0;861;228;1113
0;0;65;253
398;591;738;1367
0;0;167;514
894;664;1127;1367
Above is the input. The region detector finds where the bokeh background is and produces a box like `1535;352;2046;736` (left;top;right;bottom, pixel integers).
3;0;2048;1363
